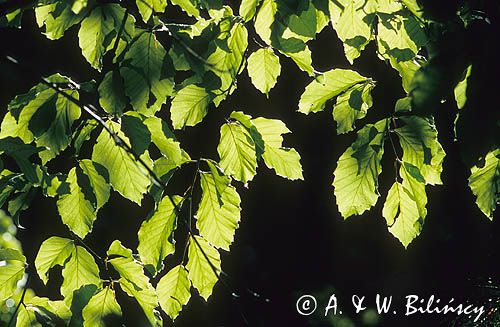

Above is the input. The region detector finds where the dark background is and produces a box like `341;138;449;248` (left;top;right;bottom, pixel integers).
1;1;499;326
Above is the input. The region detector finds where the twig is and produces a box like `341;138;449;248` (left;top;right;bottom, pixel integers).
70;231;103;261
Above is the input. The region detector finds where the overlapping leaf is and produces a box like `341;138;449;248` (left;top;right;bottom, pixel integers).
107;241;162;326
332;81;375;134
82;286;122;327
35;1;89;40
170;85;212;129
0;74;81;163
394;116;445;185
120;31;174;115
298;69;369;114
196;162;241;250
34;237;101;300
92;121;152;204
57;160;109;238
136;0;167;22
251;117;303;180
79;4;135;70
333;119;388;218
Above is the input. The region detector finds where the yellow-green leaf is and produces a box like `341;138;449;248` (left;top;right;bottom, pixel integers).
186;236;221;301
298;69;368;114
247;48;281;96
333;119;388;218
157;265;191;320
469;149;500;219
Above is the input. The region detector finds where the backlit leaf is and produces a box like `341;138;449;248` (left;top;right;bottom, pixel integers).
247;48;281;96
138;195;182;275
298;69;368;114
186;235;221;301
157;265;191;320
469;149;500;219
333;119;388;218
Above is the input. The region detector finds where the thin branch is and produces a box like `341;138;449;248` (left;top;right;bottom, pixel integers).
181;160;201;265
70;231;103;261
110;7;130;57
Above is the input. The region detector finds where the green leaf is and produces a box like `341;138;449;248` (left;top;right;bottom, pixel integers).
376;10;426;62
56;167;96;238
329;0;376;63
56;160;108;238
14;295;72;327
279;46;314;76
401;163;428;218
264;147;303;180
333;81;375;134
98;70;127;116
240;0;260;21
82;286;122;327
468;149;500;219
136;0;167;22
138;195;182;275
0;76;81;163
247;48;281;96
121;112;151;155
73;120;98;155
170;85;212;129
298;69;369;114
16;305;40;327
206;22;248;105
107;240;161;326
120;32;174;115
60;245;101;299
92;122;152;204
286;0;317;39
218;121;257;183
186;235;221;301
79;4;134;70
36;89;81;163
0;8;22;28
157;265;191;320
0;248;26;302
170;0;199;16
382;180;424;248
78;160;110;210
34;237;73;284
254;0;276;44
395;97;412;113
333;119;388;218
252;117;303;180
15;296;71;326
35;2;88;40
196;168;241;250
144;116;184;164
454;65;472;110
389;58;420;93
395;116;445;185
401;0;424;18
0;137;43;183
68;284;98;326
